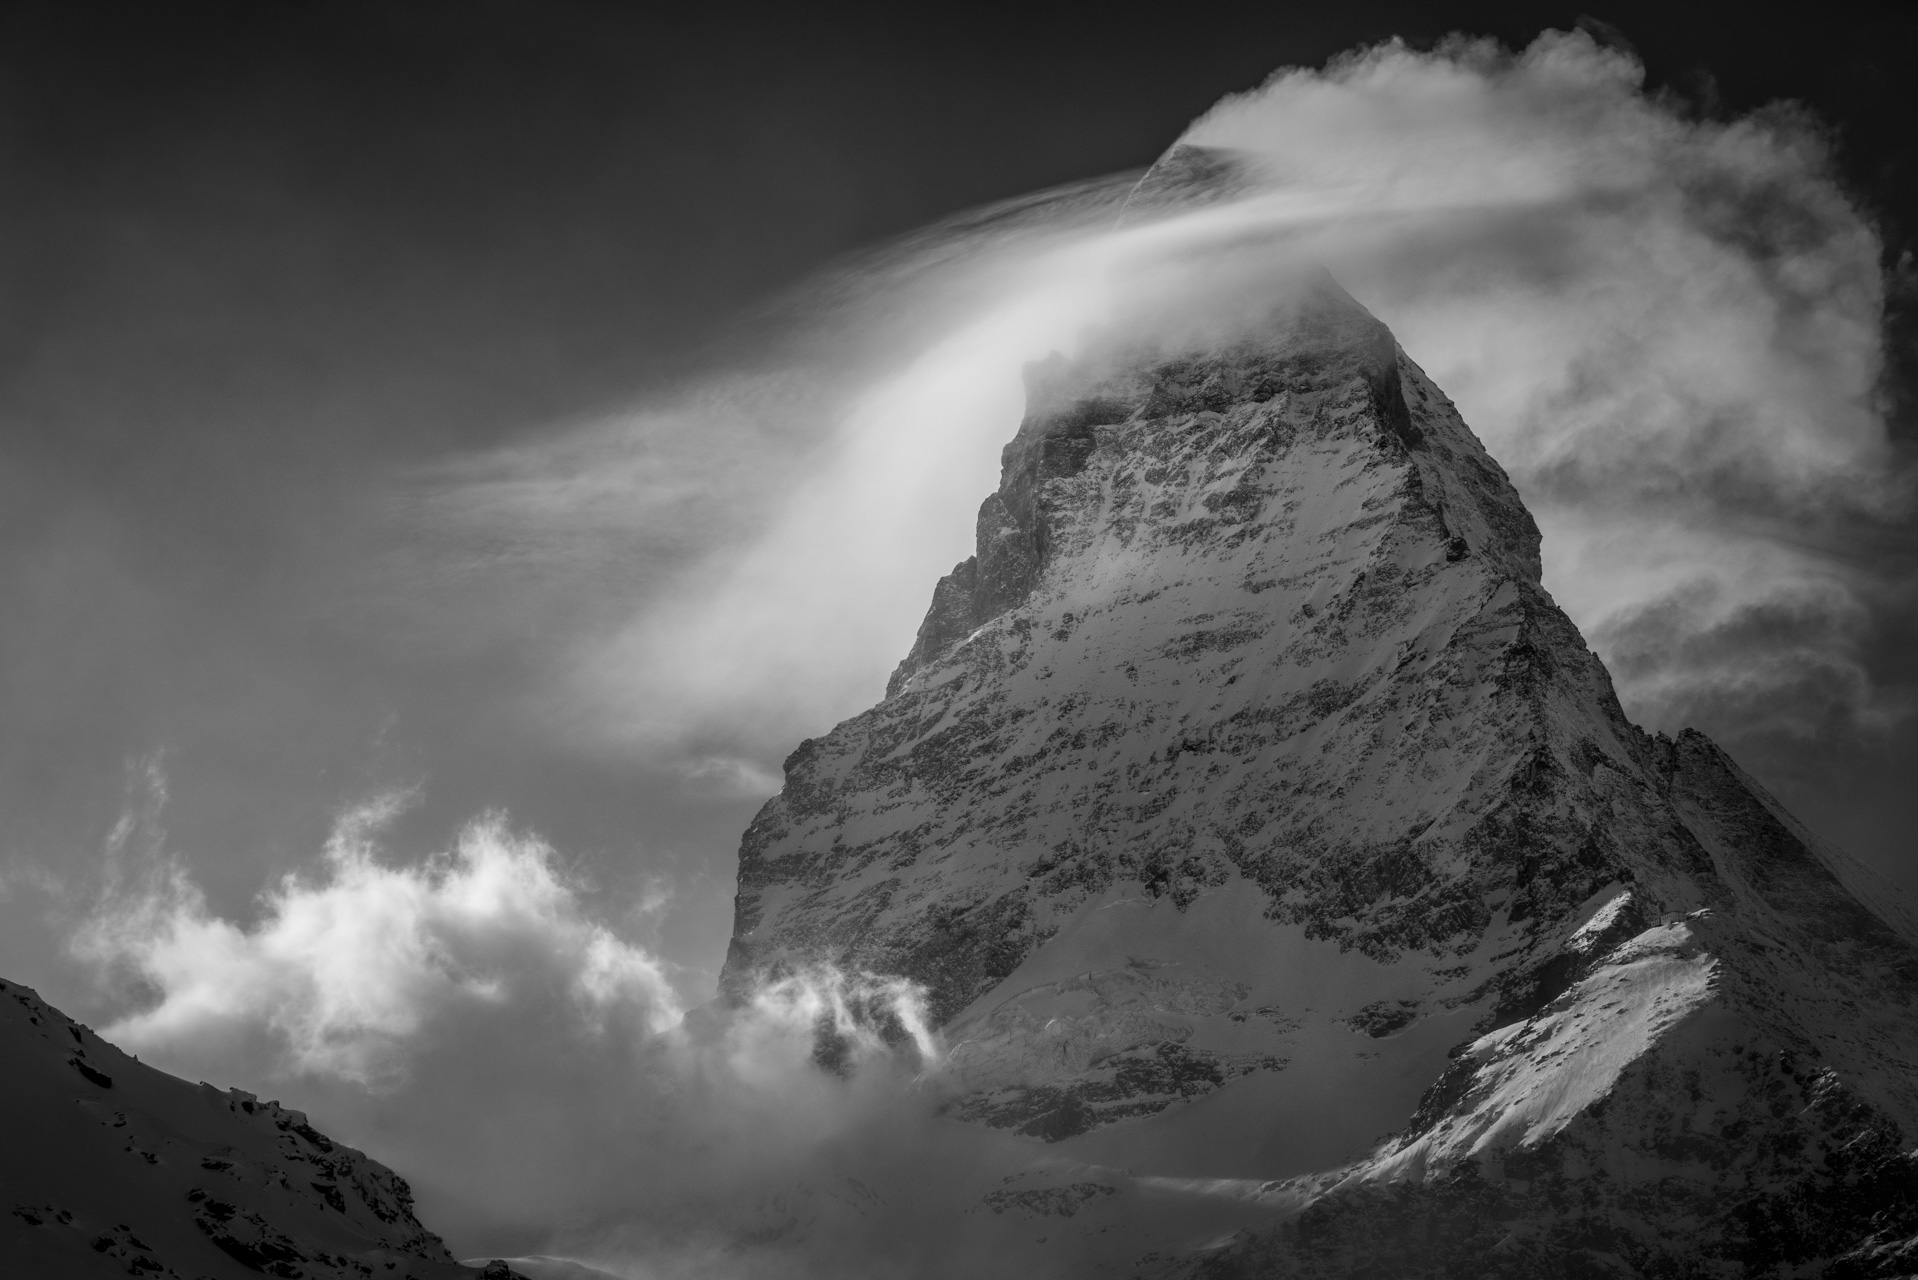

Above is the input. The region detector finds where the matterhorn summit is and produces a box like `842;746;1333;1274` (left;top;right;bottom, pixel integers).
719;150;1918;1276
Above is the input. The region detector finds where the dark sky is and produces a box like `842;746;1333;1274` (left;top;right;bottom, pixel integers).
2;1;1914;1009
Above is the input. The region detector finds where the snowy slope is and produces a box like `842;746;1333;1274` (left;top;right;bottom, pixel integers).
0;978;479;1280
719;174;1918;1272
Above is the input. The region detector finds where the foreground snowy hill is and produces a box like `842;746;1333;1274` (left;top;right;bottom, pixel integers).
0;978;480;1280
721;154;1918;1276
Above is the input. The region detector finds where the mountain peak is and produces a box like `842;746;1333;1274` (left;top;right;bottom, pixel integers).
720;281;1918;1273
882;274;1536;704
1116;143;1259;225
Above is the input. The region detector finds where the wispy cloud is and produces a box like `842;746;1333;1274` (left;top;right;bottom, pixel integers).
401;31;1906;782
1185;33;1908;744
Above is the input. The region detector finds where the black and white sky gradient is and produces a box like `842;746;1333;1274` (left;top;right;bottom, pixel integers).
3;2;1916;1265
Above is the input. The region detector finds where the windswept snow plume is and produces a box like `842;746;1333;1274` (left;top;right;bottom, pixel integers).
412;29;1904;776
386;179;1137;763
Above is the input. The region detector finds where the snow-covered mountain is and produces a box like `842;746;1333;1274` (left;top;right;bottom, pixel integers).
720;156;1918;1275
0;978;486;1280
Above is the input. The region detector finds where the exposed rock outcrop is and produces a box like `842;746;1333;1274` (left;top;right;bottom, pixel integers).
0;979;470;1280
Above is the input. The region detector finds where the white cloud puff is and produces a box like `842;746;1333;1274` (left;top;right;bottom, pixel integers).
69;777;957;1264
77;793;682;1083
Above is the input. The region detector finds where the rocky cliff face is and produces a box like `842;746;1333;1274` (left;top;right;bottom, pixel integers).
719;191;1918;1274
0;979;475;1280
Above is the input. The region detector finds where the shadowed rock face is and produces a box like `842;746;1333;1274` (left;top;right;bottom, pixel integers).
719;253;1918;1273
0;980;476;1280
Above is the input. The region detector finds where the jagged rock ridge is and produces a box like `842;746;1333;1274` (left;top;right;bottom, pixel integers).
0;979;477;1280
720;235;1918;1273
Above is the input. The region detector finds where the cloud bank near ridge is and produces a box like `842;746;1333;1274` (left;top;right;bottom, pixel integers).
71;767;972;1269
1192;32;1907;746
406;29;1904;778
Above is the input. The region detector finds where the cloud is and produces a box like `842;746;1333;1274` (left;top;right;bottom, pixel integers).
1183;32;1909;744
679;754;786;798
383;176;1140;764
404;31;1906;781
70;777;977;1270
76;789;684;1084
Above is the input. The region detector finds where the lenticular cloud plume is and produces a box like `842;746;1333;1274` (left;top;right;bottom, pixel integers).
413;29;1903;777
